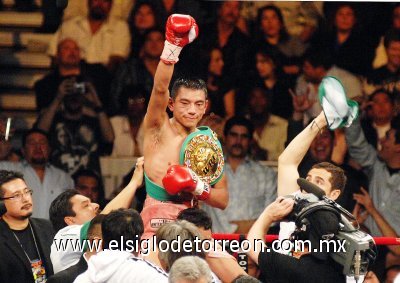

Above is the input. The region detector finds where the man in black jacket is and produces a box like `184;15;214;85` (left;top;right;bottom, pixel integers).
0;170;55;282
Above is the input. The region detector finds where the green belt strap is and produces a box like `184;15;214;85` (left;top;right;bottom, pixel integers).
144;173;176;201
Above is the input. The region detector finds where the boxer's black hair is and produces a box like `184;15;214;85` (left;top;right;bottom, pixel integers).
171;78;207;100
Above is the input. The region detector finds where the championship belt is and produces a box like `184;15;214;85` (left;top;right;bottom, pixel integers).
180;126;224;185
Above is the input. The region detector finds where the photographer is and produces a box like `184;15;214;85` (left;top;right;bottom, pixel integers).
36;68;114;177
247;196;345;283
35;38;111;113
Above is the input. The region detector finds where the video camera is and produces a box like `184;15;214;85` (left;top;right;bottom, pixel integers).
287;178;377;282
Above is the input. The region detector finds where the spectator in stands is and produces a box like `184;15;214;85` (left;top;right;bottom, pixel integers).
46;214;105;283
110;28;163;114
35;38;111;113
295;50;362;124
146;0;205;27
48;0;130;70
198;1;253;92
0;129;73;219
254;5;308;77
253;49;294;120
367;31;400;102
72;168;106;208
110;85;147;157
169;256;213;283
345;112;400;237
201;47;235;119
353;187;400;256
373;4;400;69
49;157;144;273
0;170;55;282
177;208;248;282
128;2;159;58
204;117;276;234
36;70;114;176
361;89;396;150
246;87;288;161
313;3;374;76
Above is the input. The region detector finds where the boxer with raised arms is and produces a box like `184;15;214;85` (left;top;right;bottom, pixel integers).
141;14;228;239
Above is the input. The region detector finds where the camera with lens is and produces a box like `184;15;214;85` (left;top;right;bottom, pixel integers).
73;82;86;95
286;179;377;282
283;193;319;222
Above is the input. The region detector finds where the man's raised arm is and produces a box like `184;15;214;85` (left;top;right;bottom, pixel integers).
145;15;199;129
278;96;327;196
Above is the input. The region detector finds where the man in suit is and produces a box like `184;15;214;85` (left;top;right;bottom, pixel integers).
0;170;55;282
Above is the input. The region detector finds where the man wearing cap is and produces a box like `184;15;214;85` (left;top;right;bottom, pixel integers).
247;196;345;282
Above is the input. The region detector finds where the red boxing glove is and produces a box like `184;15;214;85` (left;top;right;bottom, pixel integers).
162;165;210;201
160;14;199;64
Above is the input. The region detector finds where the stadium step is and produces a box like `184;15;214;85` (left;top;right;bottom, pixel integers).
0;31;52;49
0;49;51;68
0;69;48;89
0;90;36;111
0;11;43;28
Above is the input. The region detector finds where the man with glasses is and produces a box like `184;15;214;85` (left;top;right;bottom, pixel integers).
0;170;55;282
0;128;74;219
203;116;277;234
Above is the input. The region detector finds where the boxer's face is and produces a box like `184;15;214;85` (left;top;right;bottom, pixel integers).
169;87;207;129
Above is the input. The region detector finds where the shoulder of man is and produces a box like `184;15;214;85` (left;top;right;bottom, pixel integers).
30;218;55;234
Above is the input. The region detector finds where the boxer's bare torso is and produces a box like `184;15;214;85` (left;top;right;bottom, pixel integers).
143;116;191;187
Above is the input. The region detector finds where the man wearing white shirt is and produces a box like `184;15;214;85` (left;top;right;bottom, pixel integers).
0;129;74;219
48;0;130;69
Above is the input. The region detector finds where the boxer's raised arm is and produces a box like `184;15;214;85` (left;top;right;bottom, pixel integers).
145;14;199;129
